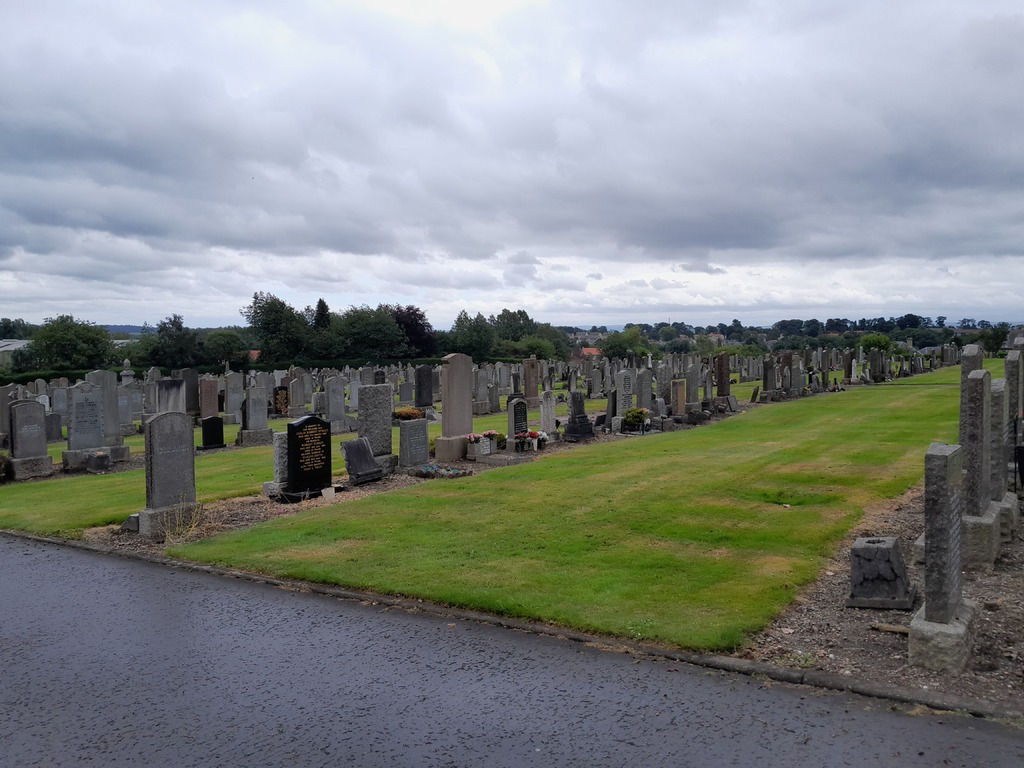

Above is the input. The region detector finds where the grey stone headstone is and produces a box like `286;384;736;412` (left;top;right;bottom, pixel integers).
414;366;433;408
357;383;394;457
342;437;385;486
963;369;992;516
67;382;106;451
145;412;197;511
11;400;48;459
923;443;963;624
399;419;430;467
441;353;474;438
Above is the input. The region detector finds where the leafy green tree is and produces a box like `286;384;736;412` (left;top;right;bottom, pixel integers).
12;315;114;371
979;322;1010;356
0;318;37;339
658;326;679;342
599;327;648;359
447;310;496;361
240;292;311;363
146;314;202;368
335;305;410;360
489;308;537;342
860;333;892;353
202;329;249;367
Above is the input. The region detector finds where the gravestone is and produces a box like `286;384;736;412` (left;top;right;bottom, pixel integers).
563;391;594;441
414;365;433;408
85;370;123;446
909;443;978;672
285;415;332;498
137;412;199;540
958;344;983;444
9;400;54;480
199;378;219;420
199;416;226;450
540;390;557;437
156;378;186;414
522;356;541;408
989;379;1019;544
715;353;731;398
615;370;634;415
357;383;394;458
288;377;306;418
66;382;105;451
398;381;414;406
961;369;1000;569
636;369;653;411
223;372;244;424
325;376;349;434
45;413;63;443
236;386;274;447
342;437;385;486
508;397;528;440
398;419;430;468
436;353;474;462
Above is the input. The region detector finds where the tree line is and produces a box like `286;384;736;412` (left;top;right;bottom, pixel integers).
2;306;1016;376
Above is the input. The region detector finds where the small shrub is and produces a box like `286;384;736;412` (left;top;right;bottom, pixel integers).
0;453;12;484
392;407;425;421
622;407;650;431
496;432;507;450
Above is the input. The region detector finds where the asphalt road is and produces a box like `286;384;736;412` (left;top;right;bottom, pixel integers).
2;534;1022;767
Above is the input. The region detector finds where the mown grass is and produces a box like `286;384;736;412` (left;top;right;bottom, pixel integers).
169;365;974;650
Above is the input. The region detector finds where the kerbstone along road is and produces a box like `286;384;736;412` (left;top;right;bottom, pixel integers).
1;534;1022;767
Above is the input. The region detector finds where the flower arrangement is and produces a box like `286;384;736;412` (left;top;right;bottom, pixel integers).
481;430;498;440
466;432;483;444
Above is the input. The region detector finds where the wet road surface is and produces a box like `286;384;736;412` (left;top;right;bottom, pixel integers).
2;534;1022;767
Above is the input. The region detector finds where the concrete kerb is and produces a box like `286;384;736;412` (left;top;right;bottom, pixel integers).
3;528;1021;724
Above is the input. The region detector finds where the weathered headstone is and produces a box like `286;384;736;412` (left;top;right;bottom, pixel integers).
137;412;199;540
342;437;385;486
223;371;244;424
199;378;220;420
508;397;528;440
436;353;473;462
325;376;349;434
398;419;430;468
414;365;433;408
539;390;557;437
846;537;915;609
564;391;594;441
909;443;978;672
9;400;54;480
522;357;541;408
961;369;1000;569
236;386;274;447
357;383;394;458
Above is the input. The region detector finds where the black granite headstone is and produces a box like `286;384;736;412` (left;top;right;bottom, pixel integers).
199;416;226;450
287;415;332;494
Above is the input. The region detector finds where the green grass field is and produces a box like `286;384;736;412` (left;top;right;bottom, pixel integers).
3;361;996;650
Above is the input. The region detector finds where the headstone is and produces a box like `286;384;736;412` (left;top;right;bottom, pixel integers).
958;344;983;444
85;370;123;446
288;377;306;418
286;415;332;497
325;376;349;434
199;416;226;450
398;381;414;406
564;391;594;441
508;398;529;440
539;390;557;436
909;443;978;672
156;379;186;414
522;357;541;408
223;371;244;425
45;413;63;443
398;419;430;467
199;378;220;420
414;365;433;408
67;382;105;451
357;383;394;457
273;385;289;416
137;412;199;540
236;386;274;447
961;369;1000;569
9;400;54;480
342;437;385;486
715;352;731;398
436;353;474;462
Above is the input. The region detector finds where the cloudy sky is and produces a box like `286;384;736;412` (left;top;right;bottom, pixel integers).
3;1;1023;332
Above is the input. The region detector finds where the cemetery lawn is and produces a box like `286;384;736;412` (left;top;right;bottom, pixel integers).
169;365;969;651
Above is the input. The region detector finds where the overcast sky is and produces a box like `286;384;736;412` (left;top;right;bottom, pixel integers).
3;1;1023;332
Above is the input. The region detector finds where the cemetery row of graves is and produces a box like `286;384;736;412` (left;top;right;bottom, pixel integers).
2;342;1021;675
